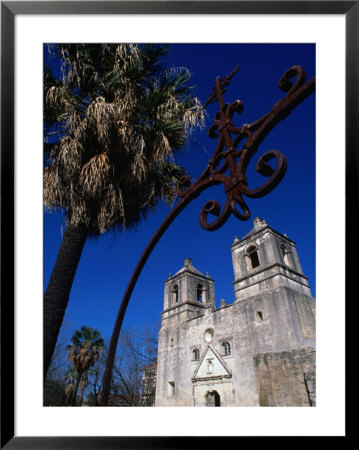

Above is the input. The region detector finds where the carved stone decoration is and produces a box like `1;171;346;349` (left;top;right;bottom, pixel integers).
204;328;214;343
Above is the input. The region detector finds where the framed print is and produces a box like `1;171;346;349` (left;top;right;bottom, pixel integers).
1;1;353;447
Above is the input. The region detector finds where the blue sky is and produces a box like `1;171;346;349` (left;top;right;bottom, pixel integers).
44;43;315;342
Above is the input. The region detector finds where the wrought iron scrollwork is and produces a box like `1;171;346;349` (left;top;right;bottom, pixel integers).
100;64;315;405
177;64;315;231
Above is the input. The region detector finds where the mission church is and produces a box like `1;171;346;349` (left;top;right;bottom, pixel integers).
154;217;316;407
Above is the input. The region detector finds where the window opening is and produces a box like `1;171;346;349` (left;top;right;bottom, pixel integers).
247;246;260;269
172;284;179;303
168;381;175;397
280;243;291;267
197;284;204;302
222;342;231;356
256;311;264;322
192;348;200;361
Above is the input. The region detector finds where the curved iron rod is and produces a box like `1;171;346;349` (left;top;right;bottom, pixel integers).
100;193;194;405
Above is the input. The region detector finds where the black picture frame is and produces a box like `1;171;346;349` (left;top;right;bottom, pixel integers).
1;1;352;448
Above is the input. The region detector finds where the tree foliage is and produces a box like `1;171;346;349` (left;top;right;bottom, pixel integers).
44;44;204;236
110;325;158;406
43;44;204;380
43;323;158;407
65;326;104;405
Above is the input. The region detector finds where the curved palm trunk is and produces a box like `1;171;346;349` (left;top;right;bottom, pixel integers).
44;223;88;380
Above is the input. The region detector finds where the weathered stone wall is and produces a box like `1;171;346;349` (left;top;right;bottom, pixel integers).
156;286;315;406
254;347;316;406
156;305;241;406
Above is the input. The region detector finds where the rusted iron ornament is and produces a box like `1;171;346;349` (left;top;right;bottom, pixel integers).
178;65;315;230
100;65;316;405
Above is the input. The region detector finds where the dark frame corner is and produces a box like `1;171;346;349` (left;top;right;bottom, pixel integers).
1;1;353;448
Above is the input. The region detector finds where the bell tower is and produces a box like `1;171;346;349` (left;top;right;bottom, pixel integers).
230;217;315;358
231;217;312;301
161;258;215;327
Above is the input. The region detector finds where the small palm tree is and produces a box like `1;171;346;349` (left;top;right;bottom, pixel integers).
65;326;104;406
43;44;204;379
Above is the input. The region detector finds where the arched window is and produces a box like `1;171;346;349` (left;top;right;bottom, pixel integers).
172;284;179;303
280;243;291;267
197;284;204;302
247;245;260;269
222;342;231;356
192;348;200;361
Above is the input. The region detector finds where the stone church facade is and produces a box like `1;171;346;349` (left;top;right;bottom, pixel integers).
155;218;316;406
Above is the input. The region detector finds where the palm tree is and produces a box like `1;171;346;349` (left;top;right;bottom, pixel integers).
43;44;204;379
65;326;104;406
